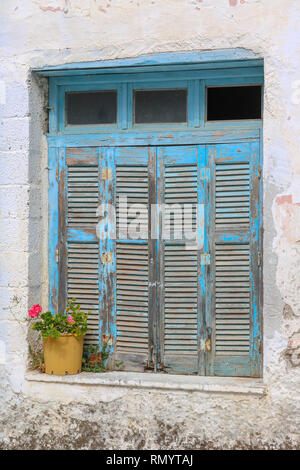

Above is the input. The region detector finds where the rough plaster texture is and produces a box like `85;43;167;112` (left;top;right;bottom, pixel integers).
0;0;299;449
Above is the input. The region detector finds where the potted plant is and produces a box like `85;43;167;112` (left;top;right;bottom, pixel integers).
28;299;88;375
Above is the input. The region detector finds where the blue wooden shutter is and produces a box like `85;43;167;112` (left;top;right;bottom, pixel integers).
113;147;153;371
207;141;262;377
157;146;206;374
60;147;101;344
57;141;262;377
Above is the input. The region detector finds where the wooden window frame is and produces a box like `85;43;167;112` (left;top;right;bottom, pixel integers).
37;50;264;377
45;55;263;133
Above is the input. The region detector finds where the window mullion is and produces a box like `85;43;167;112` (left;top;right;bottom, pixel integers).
118;82;129;129
188;79;201;127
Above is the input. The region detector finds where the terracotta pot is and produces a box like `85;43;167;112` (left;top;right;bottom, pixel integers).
43;334;84;375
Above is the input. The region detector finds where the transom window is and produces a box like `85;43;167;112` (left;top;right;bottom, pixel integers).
53;71;263;132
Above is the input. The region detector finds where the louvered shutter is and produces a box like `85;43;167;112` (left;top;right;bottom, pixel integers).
56;142;261;377
207;142;262;377
59;146;154;361
114;147;154;371
57;147;101;344
157;146;205;374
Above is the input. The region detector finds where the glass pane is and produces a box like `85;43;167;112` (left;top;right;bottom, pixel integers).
207;85;262;121
66;91;117;125
134;89;187;124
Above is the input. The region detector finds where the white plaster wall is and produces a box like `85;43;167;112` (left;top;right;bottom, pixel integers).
0;0;299;449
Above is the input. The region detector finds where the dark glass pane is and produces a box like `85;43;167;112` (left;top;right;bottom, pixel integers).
66;91;117;125
134;89;187;124
207;86;262;121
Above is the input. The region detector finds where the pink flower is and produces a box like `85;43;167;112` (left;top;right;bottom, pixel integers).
67;315;75;324
28;304;42;318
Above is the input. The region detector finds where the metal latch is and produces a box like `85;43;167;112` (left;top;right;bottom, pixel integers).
102;252;113;264
200;168;210;181
258;165;262;180
200;327;212;351
258;251;261;266
200;253;210;265
258;338;262;354
102;168;112;180
206;327;212;352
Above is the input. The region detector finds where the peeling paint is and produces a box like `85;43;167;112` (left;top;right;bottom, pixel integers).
285;331;300;367
39;6;64;13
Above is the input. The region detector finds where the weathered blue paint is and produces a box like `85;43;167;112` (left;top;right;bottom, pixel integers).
47;128;261;148
48;66;262;134
159;146;198;165
34;48;262;76
48;147;59;313
249;140;262;376
67;229;97;242
46;53;263;376
206;140;262;377
188;80;200;127
216;233;250;243
42;53;263;133
48;67;263;88
157;146;200;374
98;148;117;349
197;144;207;375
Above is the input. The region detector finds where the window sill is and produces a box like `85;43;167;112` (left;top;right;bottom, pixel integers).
25;370;266;396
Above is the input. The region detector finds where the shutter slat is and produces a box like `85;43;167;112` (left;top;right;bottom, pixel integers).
116;242;149;354
164;242;198;356
67;165;99;228
67;242;99;344
215;242;251;357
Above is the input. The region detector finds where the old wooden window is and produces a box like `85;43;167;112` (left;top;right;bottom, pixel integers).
43;51;263;377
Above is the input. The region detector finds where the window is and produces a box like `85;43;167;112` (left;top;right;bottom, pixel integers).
206;85;262;121
47;56;263;377
66;90;117;125
134;89;187;124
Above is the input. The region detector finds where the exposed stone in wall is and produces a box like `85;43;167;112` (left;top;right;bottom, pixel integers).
0;389;299;450
284;331;300;368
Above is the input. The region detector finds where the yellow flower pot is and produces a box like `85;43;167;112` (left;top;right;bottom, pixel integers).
43;334;84;375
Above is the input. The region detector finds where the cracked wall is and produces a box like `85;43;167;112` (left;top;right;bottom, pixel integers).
0;0;299;449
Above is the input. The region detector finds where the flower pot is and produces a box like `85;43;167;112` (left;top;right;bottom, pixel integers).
43;334;84;375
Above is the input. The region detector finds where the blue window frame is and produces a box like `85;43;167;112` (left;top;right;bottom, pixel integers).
45;52;263;133
36;50;263;377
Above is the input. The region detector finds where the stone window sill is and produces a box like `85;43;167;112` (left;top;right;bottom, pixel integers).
25;370;266;396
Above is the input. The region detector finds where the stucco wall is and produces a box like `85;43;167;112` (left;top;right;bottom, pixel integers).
0;0;299;449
